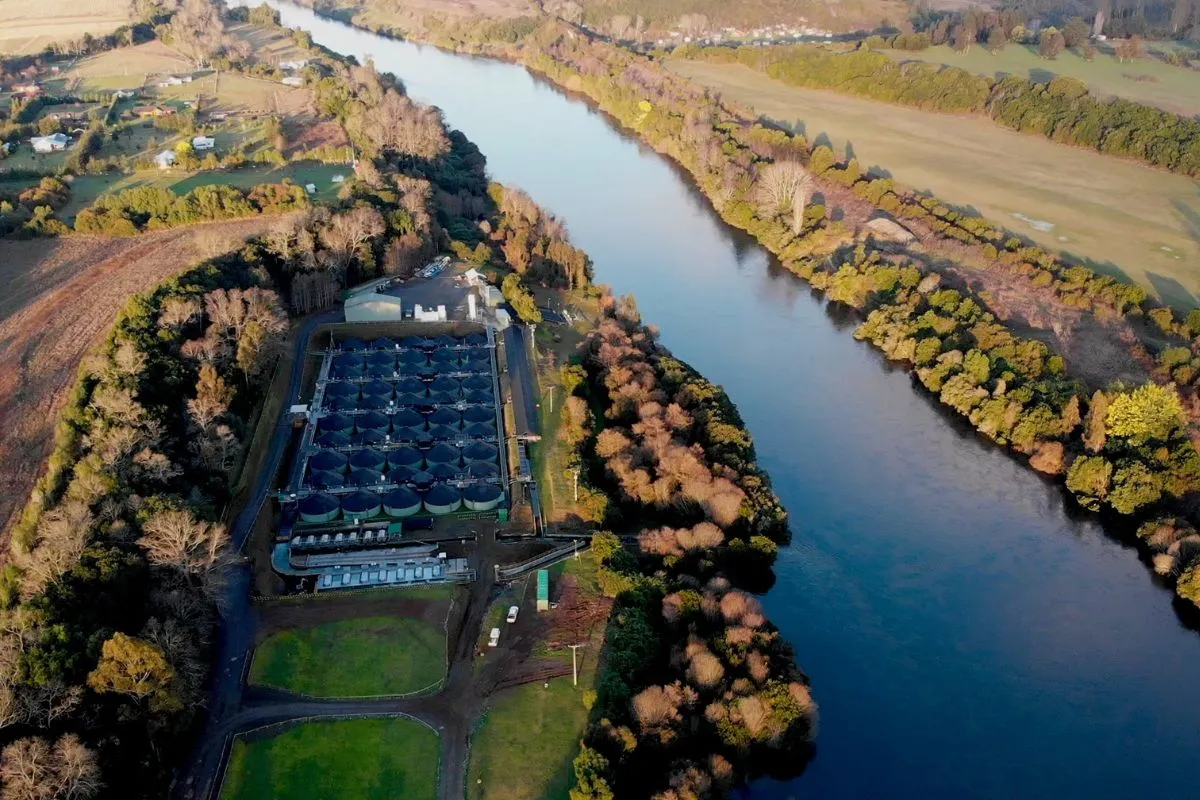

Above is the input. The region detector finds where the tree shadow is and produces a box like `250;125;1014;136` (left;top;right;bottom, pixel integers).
1146;272;1199;310
1028;67;1059;84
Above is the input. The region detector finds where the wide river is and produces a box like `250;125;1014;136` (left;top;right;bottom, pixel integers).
251;4;1200;796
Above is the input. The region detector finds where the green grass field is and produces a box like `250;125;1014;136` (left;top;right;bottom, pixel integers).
884;43;1200;117
670;59;1200;309
250;616;446;697
220;717;439;800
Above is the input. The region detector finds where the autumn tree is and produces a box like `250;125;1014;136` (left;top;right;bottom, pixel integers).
87;633;182;714
757;161;814;235
1038;28;1066;59
169;0;225;66
1083;390;1109;453
187;362;234;430
138;506;230;581
1105;384;1184;445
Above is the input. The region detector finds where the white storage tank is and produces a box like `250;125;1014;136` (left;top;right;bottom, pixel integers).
383;487;422;518
423;485;462;515
298;494;340;523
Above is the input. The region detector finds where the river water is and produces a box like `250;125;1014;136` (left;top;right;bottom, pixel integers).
245;4;1200;796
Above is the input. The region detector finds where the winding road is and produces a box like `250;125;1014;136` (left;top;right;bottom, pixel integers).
174;314;508;800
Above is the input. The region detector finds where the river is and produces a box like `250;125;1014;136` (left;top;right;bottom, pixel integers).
241;4;1200;796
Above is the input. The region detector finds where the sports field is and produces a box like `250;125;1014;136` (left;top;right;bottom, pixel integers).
249;615;447;697
670;59;1200;308
884;43;1200;117
219;717;439;800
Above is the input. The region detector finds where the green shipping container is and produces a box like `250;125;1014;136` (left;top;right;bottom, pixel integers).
536;569;549;611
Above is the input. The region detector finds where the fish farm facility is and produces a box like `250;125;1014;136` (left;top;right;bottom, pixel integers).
272;324;513;591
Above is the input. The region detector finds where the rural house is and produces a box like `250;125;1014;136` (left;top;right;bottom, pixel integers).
192;135;216;151
281;75;305;87
154;150;176;169
31;132;69;153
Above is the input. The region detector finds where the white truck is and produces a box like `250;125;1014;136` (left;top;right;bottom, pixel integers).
488;627;501;647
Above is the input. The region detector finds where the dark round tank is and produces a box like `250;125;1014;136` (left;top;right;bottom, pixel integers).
341;337;368;352
366;362;397;379
463;483;503;512
430;349;461;366
317;430;351;448
319;413;353;433
395;392;430;408
428;408;462;428
427;424;460;442
367;350;395;366
391;408;425;428
467;461;500;478
358;392;392;411
428;390;460;406
423;485;462;515
356;411;390;432
299;494;341;523
464;422;497;439
349;449;386;472
326;394;360;412
463;389;494;404
462;375;492;392
382;487;422;518
348;468;386;487
333;352;364;369
330;362;363;379
429;376;461;393
387;464;418;484
411;470;435;490
340;490;381;519
370;337;396;350
325;381;359;398
353;429;388;446
462;356;491;373
400;335;425;349
395;377;426;394
425;443;462;466
360;380;393;399
428;462;459;480
435;334;459;347
306;470;345;489
463;406;494;424
464;332;487;346
391;425;426;442
309;450;348;474
463;442;499;462
387;446;424;468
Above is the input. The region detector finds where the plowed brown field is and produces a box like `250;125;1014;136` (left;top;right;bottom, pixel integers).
0;218;287;547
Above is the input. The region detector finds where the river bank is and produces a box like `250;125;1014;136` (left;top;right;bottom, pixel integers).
231;3;1200;797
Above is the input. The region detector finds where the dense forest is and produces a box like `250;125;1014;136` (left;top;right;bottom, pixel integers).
673;44;1200;176
558;297;812;799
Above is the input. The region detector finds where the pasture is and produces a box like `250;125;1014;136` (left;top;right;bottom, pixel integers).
0;0;130;55
884;43;1200;117
57;40;192;94
249;614;447;697
670;59;1200;308
219;718;439;800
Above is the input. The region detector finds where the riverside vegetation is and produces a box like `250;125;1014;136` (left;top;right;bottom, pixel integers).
296;8;1200;611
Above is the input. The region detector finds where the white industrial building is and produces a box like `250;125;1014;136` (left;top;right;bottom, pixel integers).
344;277;403;322
31;133;69;153
192;135;215;151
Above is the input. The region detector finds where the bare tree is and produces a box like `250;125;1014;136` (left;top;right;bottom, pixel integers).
187;363;234;430
319;206;386;271
159;296;200;329
757;161;814;235
0;734;100;800
138;507;230;578
169;0;225;66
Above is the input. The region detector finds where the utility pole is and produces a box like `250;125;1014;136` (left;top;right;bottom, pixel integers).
567;643;585;687
570;468;579;502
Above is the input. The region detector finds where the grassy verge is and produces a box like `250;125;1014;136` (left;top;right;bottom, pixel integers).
249;616;446;697
220;717;439;800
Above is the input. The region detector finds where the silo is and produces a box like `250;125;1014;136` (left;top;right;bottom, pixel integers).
462;355;491;374
463;442;499;463
383;487;422;518
431;361;459;376
366;361;396;379
387;464;418;484
306;470;346;490
370;337;396;351
428;390;460;407
465;332;487;346
428;462;459;480
397;349;428;368
423;485;461;515
360;380;393;401
317;430;351;448
463;389;494;405
354;429;388;446
425;443;462;466
462;375;492;392
467;461;500;479
341;337;367;351
327;394;360;413
427;424;460;442
299;494;341;523
319;413;353;434
348;468;386;487
391;408;424;427
341;491;381;521
411;470;435;490
331;361;363;380
435;334;459;347
463;484;503;512
333;352;365;369
428;408;462;428
395;377;426;395
429;376;461;394
401;335;425;349
358;392;392;411
325;381;359;399
348;448;386;473
431;349;461;367
387;446;424;469
391;425;425;443
356;411;390;433
393;392;428;409
309;450;348;474
464;422;497;439
463;406;495;424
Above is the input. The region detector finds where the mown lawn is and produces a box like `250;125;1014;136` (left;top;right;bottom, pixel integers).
220;717;439;800
250;616;446;697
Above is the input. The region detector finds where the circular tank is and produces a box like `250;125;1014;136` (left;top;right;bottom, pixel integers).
358;392;392;411
366;362;397;379
463;484;502;512
431;361;459;376
341;491;382;520
353;429;389;446
464;422;497;439
395;377;426;394
391;408;425;428
431;349;461;366
306;470;346;490
463;389;494;405
331;362;363;379
463;442;499;463
348;468;386;487
435;334;459;347
397;349;428;367
356;411;390;432
428;390;460;406
333;352;365;369
467;461;500;478
360;379;393;397
463;406;494;424
387;446;424;469
391;425;426;442
427;424;460;442
462;375;492;392
387;464;418;484
465;332;487;346
395;392;430;408
325;380;359;398
425;443;461;466
309;450;348;474
317;430;351;448
348;448;386;472
326;394;360;413
429;376;461;394
370;337;396;350
400;335;426;349
462;356;491;373
428;462;459;480
341;337;367;351
299;494;340;523
428;408;463;428
319;413;353;434
423;485;462;515
383;487;422;518
411;470;435;490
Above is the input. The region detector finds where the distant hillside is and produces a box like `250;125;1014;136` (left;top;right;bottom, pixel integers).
569;0;913;34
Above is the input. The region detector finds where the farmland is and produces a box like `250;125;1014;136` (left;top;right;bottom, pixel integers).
219;718;439;800
0;0;131;55
0;216;290;546
670;58;1200;308
883;43;1200;117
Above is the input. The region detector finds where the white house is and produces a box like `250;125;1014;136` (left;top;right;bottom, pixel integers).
154;150;176;169
112;89;136;100
31;133;69;153
462;268;485;286
281;75;305;87
192;135;215;151
280;59;309;70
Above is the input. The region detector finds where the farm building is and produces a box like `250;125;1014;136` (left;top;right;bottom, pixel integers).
281;75;305;87
31;133;69;153
192;135;216;151
154;150;176;169
344;278;404;323
132;105;174;118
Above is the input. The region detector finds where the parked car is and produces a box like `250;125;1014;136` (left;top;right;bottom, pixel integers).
506;605;519;624
488;627;501;647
